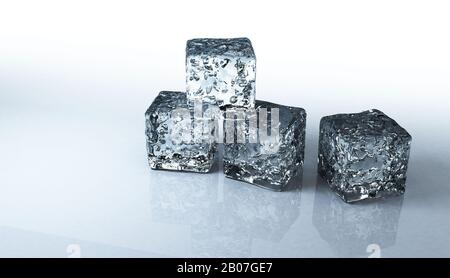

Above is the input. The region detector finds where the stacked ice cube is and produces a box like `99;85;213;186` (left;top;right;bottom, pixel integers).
186;38;256;108
145;37;412;201
145;38;307;191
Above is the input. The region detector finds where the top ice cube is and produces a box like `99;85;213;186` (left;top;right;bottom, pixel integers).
186;38;256;108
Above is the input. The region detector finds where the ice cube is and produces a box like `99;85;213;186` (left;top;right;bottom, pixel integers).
186;38;256;108
145;91;218;173
223;100;306;191
318;109;412;203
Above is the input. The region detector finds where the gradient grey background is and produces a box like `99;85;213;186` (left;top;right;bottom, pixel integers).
1;0;449;257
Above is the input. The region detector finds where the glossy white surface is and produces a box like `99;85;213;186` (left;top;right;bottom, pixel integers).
1;0;450;257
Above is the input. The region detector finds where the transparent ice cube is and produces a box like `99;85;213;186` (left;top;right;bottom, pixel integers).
223;100;306;191
186;38;256;108
318;109;412;203
145;91;218;173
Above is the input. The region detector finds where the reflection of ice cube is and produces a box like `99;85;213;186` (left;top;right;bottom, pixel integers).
191;214;251;258
224;100;306;191
149;173;301;257
186;38;256;108
318;109;412;202
149;170;219;226
145;91;217;173
313;181;403;257
220;179;301;242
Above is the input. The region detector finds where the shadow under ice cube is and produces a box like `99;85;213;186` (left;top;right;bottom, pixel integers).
186;38;256;108
223;100;306;191
318;109;412;203
145;91;217;173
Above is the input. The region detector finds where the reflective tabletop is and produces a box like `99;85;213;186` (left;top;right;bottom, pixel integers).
1;104;449;258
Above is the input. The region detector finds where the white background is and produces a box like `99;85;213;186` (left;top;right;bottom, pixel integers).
1;0;450;257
